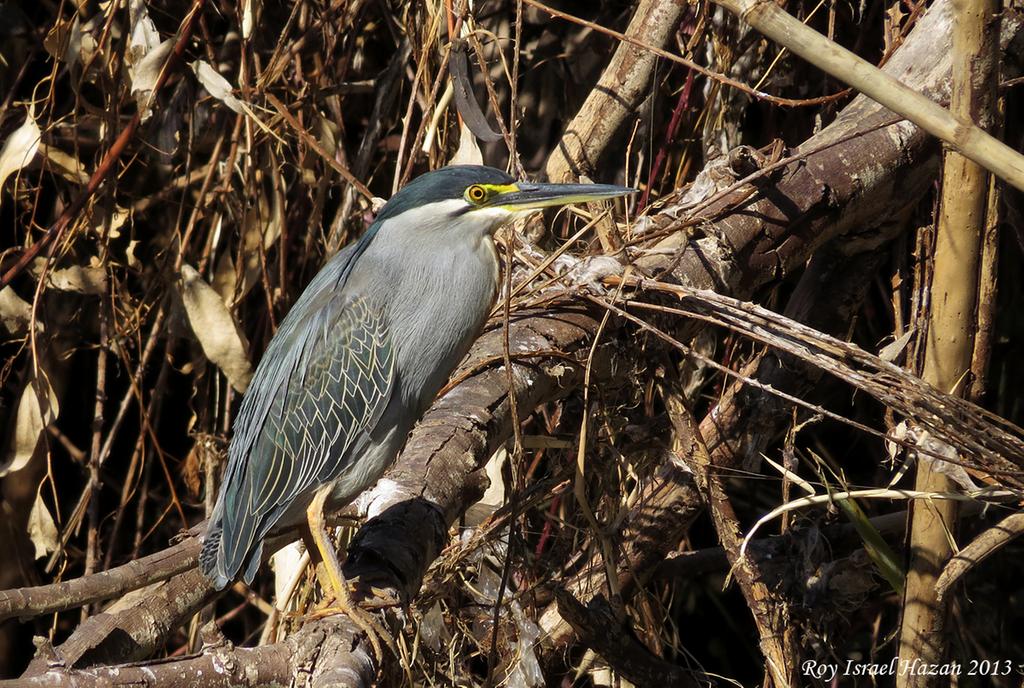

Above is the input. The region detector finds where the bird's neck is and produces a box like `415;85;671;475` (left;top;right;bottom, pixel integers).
372;227;500;413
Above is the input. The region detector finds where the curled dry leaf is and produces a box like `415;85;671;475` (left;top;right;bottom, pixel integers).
304;116;340;184
125;0;166;122
270;541;305;607
125;240;142;269
0;110;41;196
878;328;916;363
241;0;262;39
43;14;82;67
179;263;254;393
208;199;274;306
39;262;107;294
190;60;243;114
231;187;283;304
127;0;162;62
37;143;89;183
30;258;107;294
129;38;172;121
463;446;507;526
211;249;237;304
448;121;484;166
316;115;340;155
1;372;60;477
28;492;60;560
448;38;502;143
52;265;106;294
208;216;238;302
87;202;130;238
0;286;33;335
916;430;981;492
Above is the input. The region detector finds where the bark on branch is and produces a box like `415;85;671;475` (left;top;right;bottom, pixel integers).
12;617;372;688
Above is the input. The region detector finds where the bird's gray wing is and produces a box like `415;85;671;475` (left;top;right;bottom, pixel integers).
202;268;395;587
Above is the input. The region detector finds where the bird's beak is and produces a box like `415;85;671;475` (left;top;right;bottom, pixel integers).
490;181;636;212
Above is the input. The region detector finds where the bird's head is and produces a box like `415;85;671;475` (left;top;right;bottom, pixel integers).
375;165;635;238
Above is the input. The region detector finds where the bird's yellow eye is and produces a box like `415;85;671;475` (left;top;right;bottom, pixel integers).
466;184;488;204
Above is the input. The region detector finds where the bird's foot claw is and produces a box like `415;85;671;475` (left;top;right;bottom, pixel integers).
314;579;399;610
361;585;400;608
312;581;361;612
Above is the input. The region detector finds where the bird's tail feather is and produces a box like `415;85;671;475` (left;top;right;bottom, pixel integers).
200;511;270;589
199;523;230;590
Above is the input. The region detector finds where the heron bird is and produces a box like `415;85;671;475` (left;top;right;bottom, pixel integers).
199;164;634;653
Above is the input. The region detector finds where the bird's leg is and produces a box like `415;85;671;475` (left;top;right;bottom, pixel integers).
305;487;395;659
301;537;398;611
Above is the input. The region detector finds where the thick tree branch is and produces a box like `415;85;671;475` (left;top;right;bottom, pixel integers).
9;617;372;688
0;531;200;623
22;569;216;675
709;0;1024;191
544;0;687;182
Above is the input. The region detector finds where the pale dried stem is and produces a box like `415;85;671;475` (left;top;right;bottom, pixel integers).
896;0;1000;683
935;512;1024;599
